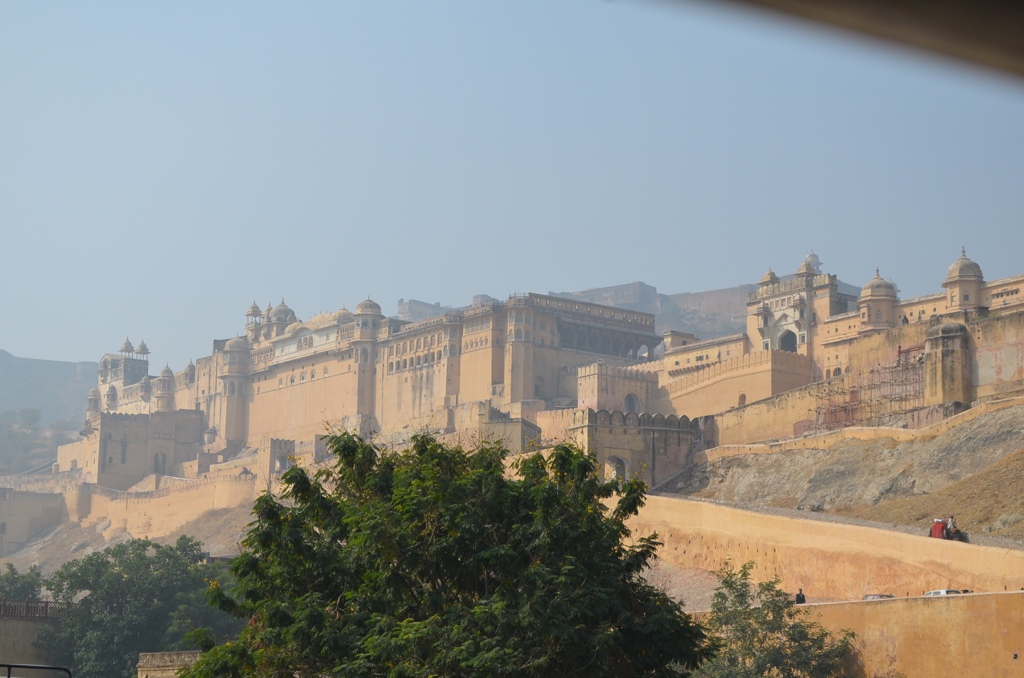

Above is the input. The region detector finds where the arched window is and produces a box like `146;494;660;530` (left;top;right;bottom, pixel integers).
738;393;747;407
515;328;523;340
825;369;832;379
779;331;797;353
624;393;639;413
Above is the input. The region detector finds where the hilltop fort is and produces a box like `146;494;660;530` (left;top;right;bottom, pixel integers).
30;249;1021;497
3;250;1024;675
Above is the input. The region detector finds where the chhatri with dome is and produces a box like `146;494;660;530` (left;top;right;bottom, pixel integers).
55;250;1024;490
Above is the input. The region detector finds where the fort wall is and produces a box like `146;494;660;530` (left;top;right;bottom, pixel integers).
535;408;578;443
972;310;1024;400
632;495;1024;603
577;363;659;413
0;490;67;556
812;592;1024;678
0;600;67;674
248;357;360;443
62;473;257;540
570;409;692;487
666;350;813;419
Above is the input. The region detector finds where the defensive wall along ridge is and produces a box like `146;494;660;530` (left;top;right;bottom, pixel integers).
630;494;1024;604
810;591;1024;678
0;472;260;551
70;473;259;539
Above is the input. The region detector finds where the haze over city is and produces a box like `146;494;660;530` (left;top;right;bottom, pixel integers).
3;1;1022;368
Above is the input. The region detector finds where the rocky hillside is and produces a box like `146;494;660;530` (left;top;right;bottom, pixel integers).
665;404;1024;538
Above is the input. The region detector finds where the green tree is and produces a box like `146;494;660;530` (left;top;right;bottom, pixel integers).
40;536;242;678
0;563;43;600
695;561;853;678
184;433;710;677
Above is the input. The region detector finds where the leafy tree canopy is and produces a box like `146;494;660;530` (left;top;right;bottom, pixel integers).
40;535;242;678
695;561;854;678
184;433;710;677
0;563;43;600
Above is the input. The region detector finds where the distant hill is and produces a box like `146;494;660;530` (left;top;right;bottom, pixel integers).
553;277;861;343
552;281;751;341
0;349;97;426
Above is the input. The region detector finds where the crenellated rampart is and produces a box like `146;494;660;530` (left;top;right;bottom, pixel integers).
571;408;691;431
576;363;659;382
570;409;693;487
0;469;82;493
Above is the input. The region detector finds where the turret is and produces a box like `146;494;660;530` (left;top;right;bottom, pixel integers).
858;269;898;331
943;248;984;314
154;365;176;412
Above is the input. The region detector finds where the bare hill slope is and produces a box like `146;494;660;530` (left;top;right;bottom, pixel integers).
836;446;1024;540
666;404;1024;536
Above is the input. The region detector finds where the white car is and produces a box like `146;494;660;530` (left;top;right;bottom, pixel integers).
924;589;961;596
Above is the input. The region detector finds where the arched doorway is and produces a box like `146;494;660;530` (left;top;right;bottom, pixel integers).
153;452;167;475
607;456;627;480
624;393;640;413
779;330;797;352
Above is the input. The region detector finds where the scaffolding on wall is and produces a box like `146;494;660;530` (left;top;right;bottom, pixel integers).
812;344;925;431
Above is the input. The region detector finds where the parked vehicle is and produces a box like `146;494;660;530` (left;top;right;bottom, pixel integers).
927;517;969;543
924;589;961;596
862;594;895;600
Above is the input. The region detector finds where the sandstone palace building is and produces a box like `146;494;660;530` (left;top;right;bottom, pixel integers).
53;251;1024;491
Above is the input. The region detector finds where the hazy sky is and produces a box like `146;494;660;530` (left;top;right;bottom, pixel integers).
3;1;1023;369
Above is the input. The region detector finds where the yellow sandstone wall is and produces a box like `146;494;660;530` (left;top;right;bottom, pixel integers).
0;490;67;556
812;592;1024;678
57;474;257;541
0;617;63;674
632;495;1024;602
247;356;358;442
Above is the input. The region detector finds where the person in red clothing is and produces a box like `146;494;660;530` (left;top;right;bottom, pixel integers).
929;518;947;539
